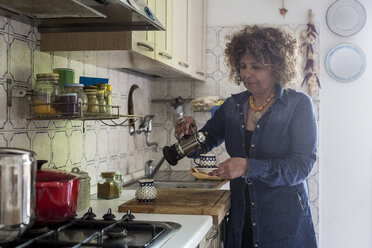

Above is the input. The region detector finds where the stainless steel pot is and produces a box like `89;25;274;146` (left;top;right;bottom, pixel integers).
0;148;36;243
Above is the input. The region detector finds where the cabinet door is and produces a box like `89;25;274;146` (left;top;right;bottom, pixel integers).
173;0;191;73
155;0;173;66
188;0;206;80
132;0;156;59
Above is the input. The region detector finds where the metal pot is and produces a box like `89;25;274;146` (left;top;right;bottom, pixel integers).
0;147;36;243
35;161;80;226
71;167;90;212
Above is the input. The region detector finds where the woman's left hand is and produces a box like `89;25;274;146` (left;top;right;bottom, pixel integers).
209;157;248;179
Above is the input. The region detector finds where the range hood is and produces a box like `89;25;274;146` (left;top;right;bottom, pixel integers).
0;0;165;33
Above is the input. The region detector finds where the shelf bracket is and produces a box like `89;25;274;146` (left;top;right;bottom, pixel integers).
6;78;31;107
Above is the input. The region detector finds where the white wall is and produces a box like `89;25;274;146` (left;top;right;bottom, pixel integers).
207;0;372;247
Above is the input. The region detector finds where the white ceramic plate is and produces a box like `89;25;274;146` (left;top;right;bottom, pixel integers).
326;43;366;83
326;0;366;37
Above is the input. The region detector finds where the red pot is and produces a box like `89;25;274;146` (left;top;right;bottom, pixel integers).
35;168;80;226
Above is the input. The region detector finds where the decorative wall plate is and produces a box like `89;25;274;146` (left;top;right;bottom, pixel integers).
326;43;366;83
326;0;366;37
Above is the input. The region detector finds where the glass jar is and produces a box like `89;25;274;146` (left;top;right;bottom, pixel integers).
97;172;120;199
63;84;88;112
85;91;99;113
106;84;112;114
34;73;59;115
97;90;106;113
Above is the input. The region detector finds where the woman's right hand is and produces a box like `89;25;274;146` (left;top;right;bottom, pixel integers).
174;116;197;140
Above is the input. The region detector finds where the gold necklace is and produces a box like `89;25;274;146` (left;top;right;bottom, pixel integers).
249;93;275;123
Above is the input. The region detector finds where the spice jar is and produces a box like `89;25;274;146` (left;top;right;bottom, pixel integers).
34;73;59;115
97;90;106;113
71;167;91;212
63;84;88;112
97;172;120;199
85;91;99;113
106;85;112;114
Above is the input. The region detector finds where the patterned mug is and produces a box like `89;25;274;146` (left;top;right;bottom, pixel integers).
194;153;217;168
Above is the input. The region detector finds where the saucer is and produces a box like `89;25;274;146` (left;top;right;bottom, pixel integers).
194;167;217;173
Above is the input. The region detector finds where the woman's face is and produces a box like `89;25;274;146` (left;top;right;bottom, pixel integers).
239;52;276;96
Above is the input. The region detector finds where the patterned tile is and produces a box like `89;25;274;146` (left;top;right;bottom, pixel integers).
32;131;51;161
9;131;31;150
9;37;32;83
84;129;97;162
0;16;7;32
97;127;109;160
0;83;7;129
8;85;29;130
0;33;8;79
70;129;84;165
0;132;7;146
170;80;192;99
9;19;33;40
52;130;69;168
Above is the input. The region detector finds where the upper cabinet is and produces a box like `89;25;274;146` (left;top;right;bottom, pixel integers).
154;0;173;67
187;0;206;81
39;0;206;81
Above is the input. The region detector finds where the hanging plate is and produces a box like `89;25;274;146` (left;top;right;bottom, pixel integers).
326;0;366;37
326;43;366;83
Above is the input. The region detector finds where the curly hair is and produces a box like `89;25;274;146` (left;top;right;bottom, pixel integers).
225;25;299;88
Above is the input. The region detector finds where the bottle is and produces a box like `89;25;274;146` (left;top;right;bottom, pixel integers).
97;90;106;113
97;172;120;199
85;91;99;113
106;84;112;114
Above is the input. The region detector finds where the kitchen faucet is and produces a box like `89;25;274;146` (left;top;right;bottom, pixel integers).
145;157;166;178
130;114;159;152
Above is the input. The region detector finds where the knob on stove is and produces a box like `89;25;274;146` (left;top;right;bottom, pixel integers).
122;209;135;222
103;208;116;221
81;207;96;220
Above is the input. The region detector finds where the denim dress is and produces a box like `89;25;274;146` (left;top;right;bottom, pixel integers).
198;85;318;248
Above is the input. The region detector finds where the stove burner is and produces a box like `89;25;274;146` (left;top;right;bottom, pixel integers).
25;226;49;236
105;227;128;239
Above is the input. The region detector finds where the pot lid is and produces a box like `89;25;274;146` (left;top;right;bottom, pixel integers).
36;169;79;183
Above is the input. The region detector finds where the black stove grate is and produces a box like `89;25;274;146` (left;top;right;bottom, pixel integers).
1;208;179;248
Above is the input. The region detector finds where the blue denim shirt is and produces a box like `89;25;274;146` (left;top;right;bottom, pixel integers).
199;86;318;248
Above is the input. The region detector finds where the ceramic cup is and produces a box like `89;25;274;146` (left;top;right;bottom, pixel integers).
194;153;217;168
135;178;157;202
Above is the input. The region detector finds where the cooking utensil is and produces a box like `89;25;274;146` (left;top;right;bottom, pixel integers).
0;147;36;243
35;160;80;226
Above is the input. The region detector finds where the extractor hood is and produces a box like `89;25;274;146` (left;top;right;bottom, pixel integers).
0;0;165;32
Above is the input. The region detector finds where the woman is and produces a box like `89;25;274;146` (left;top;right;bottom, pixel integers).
175;25;318;248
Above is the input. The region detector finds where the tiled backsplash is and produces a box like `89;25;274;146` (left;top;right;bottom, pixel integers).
0;17;319;235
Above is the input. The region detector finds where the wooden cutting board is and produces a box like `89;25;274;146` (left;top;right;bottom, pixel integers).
118;189;230;225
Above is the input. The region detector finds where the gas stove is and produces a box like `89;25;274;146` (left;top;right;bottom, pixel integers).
1;208;181;248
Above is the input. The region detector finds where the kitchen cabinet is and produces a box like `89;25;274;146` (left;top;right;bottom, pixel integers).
172;0;206;81
40;0;206;81
155;0;174;67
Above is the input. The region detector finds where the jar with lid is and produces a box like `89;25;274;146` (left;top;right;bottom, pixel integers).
34;73;59;115
63;84;88;113
85;90;99;114
106;85;112;114
97;172;120;199
97;90;107;113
